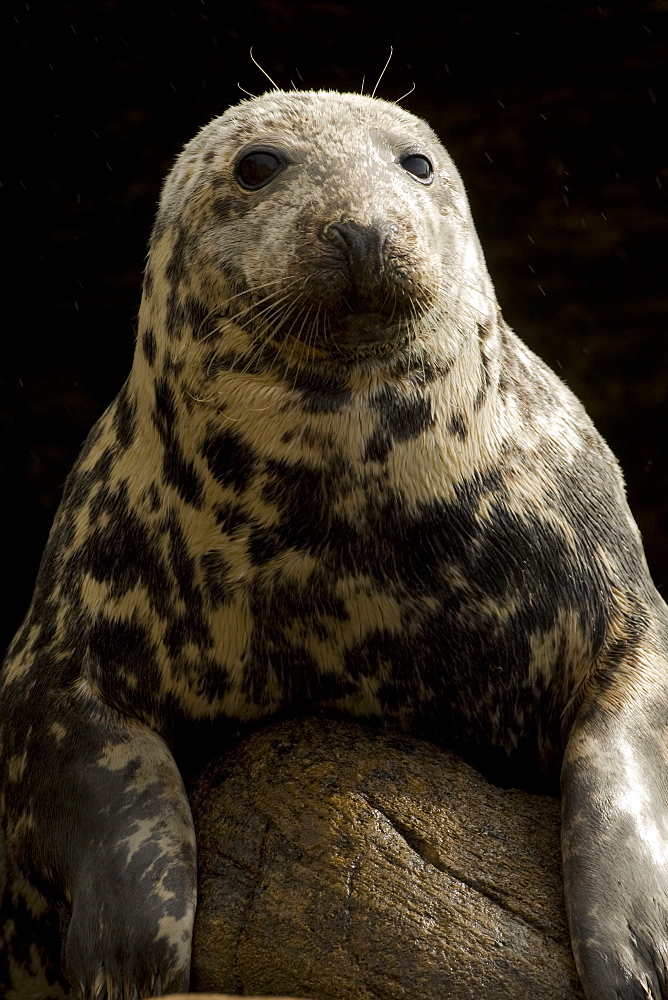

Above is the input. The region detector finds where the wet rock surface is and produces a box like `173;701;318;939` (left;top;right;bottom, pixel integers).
189;718;584;1000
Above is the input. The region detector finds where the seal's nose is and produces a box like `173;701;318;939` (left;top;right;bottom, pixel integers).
323;219;392;301
324;220;383;262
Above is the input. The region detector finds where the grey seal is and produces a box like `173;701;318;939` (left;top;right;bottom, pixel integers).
2;89;667;1000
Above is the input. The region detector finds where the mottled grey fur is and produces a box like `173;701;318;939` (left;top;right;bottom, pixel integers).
2;91;668;999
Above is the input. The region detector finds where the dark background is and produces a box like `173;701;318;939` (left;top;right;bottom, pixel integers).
2;0;667;655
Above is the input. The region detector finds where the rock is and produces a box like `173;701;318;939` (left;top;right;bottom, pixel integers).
189;717;584;1000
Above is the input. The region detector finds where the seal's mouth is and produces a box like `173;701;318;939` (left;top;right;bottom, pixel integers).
327;310;400;346
264;309;412;366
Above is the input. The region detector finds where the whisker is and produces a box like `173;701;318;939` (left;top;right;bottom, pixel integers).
372;46;393;99
249;48;280;91
394;82;416;105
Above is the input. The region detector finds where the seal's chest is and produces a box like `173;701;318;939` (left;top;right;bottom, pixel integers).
200;513;463;717
192;486;585;753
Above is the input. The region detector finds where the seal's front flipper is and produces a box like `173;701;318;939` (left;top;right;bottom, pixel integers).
0;831;68;999
1;688;196;999
562;701;668;1000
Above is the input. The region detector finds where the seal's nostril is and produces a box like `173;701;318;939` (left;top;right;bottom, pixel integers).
322;220;386;268
324;221;352;254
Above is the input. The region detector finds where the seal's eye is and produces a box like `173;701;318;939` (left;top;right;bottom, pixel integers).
400;154;434;184
236;151;283;190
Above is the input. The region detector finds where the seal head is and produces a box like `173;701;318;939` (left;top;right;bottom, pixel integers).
150;90;495;368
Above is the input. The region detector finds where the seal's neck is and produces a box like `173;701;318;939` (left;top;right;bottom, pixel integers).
115;291;512;517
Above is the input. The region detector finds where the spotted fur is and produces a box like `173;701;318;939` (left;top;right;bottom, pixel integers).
2;90;668;999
